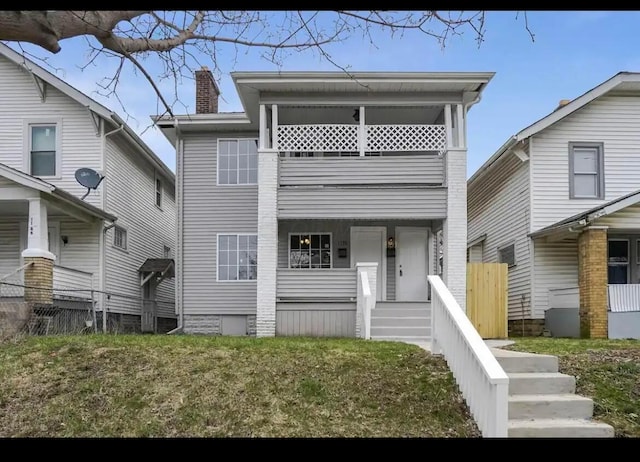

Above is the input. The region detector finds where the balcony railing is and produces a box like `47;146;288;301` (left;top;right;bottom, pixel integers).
277;123;447;154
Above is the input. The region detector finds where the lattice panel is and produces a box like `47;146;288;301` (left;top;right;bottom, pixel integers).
277;124;358;152
366;124;447;153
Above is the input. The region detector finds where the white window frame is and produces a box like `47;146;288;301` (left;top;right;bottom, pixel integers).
216;233;258;282
608;238;629;284
569;142;605;200
113;225;128;252
24;118;63;179
216;138;259;186
497;242;516;268
154;172;163;209
288;232;333;269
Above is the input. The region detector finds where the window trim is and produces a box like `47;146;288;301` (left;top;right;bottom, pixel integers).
497;242;516;268
216;137;259;186
112;225;129;252
154;172;163;210
216;233;258;282
568;141;605;200
287;232;333;269
24;118;63;179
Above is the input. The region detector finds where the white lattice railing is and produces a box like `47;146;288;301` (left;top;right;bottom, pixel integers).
367;124;447;153
276;123;446;153
428;275;509;438
277;124;359;152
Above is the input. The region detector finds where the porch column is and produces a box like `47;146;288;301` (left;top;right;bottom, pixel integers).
256;148;278;337
442;147;467;311
578;226;609;338
21;198;56;305
356;262;377;338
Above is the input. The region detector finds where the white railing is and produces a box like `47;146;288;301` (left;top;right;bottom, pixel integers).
277;123;446;153
428;275;509;438
358;270;375;339
53;265;93;300
0;262;33;297
608;284;640;312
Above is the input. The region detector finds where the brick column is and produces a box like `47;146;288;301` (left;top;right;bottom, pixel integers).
578;226;609;339
256;148;278;337
443;147;467;311
23;257;54;305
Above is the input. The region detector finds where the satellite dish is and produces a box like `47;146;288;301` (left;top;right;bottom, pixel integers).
75;168;105;200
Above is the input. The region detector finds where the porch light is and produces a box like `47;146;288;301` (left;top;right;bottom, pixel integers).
300;237;311;245
387;237;395;249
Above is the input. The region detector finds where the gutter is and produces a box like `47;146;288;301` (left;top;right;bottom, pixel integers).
167;117;184;335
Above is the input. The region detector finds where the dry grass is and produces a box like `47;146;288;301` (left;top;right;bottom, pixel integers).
0;334;480;438
505;337;640;438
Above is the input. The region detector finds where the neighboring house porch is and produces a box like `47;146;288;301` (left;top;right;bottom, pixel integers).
531;189;640;339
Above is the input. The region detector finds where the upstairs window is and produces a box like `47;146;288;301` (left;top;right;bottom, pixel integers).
113;226;127;250
155;176;163;208
569;142;604;199
218;139;258;185
30;124;57;176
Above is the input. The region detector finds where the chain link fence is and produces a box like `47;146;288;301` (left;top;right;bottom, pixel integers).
0;281;176;342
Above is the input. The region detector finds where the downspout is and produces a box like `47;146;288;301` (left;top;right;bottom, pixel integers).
168;118;183;334
100;123;125;333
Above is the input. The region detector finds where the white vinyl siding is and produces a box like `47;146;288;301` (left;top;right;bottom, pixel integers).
569;142;604;199
468;151;532;320
217;234;257;281
217;138;258;185
531;95;640;232
181;132;258;315
532;239;578;319
104;134;176;319
0;55;103;209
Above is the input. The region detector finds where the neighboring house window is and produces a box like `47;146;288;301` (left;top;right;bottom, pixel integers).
113;226;127;250
155;176;162;208
569;142;604;199
218;138;259;185
29;124;57;176
608;239;629;284
498;243;516;268
163;245;171;258
289;233;332;269
218;234;257;281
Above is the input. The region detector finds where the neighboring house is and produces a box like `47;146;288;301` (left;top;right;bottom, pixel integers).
468;71;640;340
155;68;494;338
0;42;177;334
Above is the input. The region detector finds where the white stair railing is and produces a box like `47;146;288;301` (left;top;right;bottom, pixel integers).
428;275;509;438
358;270;374;339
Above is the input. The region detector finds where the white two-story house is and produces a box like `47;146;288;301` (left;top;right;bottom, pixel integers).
155;68;493;339
468;72;640;340
0;42;176;335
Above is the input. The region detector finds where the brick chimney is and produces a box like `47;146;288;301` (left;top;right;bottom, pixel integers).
195;66;220;114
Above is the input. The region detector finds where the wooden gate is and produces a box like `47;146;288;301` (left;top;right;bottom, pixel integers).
466;263;508;339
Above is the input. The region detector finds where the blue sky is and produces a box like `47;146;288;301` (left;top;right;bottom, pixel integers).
9;11;640;177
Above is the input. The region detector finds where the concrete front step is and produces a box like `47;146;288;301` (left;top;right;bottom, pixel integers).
370;326;430;338
371;335;430;343
508;418;615;438
492;348;559;373
508;372;576;395
375;302;430;309
371;306;431;318
509;394;594;420
371;316;429;328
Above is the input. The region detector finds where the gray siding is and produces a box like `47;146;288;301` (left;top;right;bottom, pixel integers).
468;153;532;320
531;95;640;232
104;134;176;318
279;155;443;185
532;239;578;319
181;132;259;315
278;187;446;219
275;303;356;337
55;218;101;290
0;54;103;209
277;269;356;300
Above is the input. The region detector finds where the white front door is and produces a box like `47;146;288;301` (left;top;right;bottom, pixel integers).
350;226;386;301
396;227;429;301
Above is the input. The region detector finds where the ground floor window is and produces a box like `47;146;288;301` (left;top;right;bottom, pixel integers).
608;239;629;284
289;233;332;268
218;234;257;281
